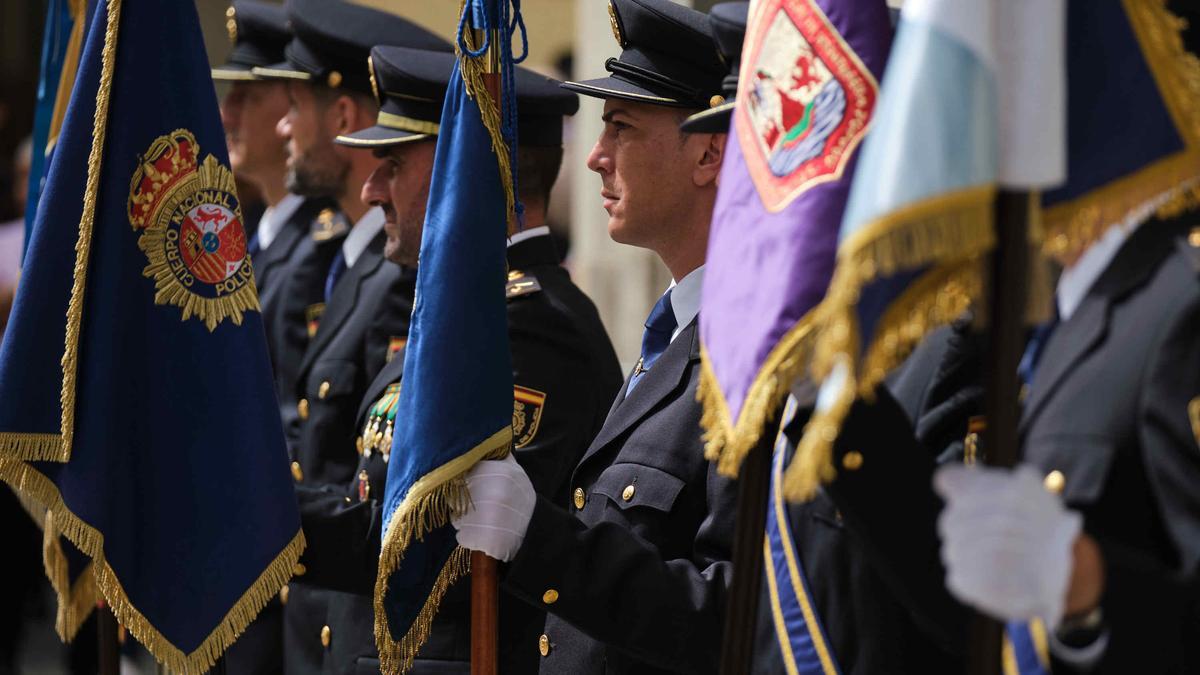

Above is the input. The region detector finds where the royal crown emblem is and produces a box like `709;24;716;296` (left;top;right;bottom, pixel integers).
738;0;878;211
128;130;258;330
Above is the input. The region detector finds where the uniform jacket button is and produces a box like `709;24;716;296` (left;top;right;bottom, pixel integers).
279;584;289;606
297;398;310;420
1043;469;1065;495
318;381;331;399
621;484;635;501
320;625;331;648
542;589;559;604
538;633;551;657
573;487;586;510
291;461;303;482
293;562;306;577
842;451;864;471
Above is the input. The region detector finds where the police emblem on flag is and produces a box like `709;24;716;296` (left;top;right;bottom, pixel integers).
128;130;258;330
739;0;877;211
512;385;546;449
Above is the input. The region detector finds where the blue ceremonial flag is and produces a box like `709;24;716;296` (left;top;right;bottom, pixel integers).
375;2;520;671
0;0;304;670
25;0;90;255
786;0;1068;499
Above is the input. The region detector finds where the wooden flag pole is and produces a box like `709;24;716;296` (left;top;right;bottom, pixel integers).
97;601;120;675
967;189;1031;675
718;417;781;675
470;551;500;675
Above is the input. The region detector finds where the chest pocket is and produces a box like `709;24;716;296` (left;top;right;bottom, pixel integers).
592;463;685;513
1023;433;1116;506
308;360;360;402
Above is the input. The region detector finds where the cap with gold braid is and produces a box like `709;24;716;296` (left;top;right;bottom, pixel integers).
562;0;724;109
336;46;580;149
251;0;451;95
211;0;291;82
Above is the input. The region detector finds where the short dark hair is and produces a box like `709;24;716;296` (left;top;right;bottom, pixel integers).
516;144;564;210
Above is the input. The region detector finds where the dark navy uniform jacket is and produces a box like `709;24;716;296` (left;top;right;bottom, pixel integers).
289;233;623;674
501;299;739;674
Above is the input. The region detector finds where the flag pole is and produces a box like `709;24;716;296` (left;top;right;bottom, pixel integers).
467;7;502;674
718;416;781;675
968;189;1031;675
97;601;119;675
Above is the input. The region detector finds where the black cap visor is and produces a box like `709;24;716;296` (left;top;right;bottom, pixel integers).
335;111;439;148
680;100;734;133
561;75;690;107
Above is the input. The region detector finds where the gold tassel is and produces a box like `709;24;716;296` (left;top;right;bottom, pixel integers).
374;427;512;674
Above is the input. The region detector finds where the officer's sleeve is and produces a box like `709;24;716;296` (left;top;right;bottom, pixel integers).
293;483;382;596
506;299;611;503
824;389;970;656
503;463;736;673
1086;287;1200;672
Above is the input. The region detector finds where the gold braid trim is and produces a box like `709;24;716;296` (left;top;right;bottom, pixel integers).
374;427;512;674
0;460;307;674
782;186;995;501
43;513;99;641
2;0;121;463
1044;0;1200;259
457;4;517;234
697;312;818;479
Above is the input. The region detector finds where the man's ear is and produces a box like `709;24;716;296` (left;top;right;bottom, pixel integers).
329;94;370;135
693;132;726;187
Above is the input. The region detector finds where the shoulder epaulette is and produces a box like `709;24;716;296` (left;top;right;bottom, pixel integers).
506;269;542;299
311;208;349;242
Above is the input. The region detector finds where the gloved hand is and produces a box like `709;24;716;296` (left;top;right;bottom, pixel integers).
934;464;1083;628
451;453;536;562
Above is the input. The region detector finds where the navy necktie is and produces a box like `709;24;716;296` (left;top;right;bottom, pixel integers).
247;232;261;257
324;249;347;302
1017;311;1060;387
628;290;676;395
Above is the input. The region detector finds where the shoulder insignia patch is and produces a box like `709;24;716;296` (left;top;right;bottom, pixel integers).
512;385;547;449
312;208;349;242
506;269;542;299
1189;397;1200;449
386;336;407;363
305;303;325;339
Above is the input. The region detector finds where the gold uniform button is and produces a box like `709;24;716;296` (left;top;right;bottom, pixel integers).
621;484;635;502
1043;470;1065;495
327;70;342;88
709;94;725;108
291;461;303;482
538;634;551;657
842;451;864;471
542;589;559;605
293;562;306;577
279;585;290;606
1189;226;1200;247
320;625;331;649
573;487;586;510
318;381;331;399
298;398;310;420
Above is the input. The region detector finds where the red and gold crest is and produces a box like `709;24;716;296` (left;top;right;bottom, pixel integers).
512;386;546;449
737;0;878;211
128;130;258;330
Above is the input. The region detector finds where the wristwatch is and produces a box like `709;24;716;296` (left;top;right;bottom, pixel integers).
1055;605;1105;649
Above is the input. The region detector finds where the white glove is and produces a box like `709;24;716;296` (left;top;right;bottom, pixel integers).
451;453;535;562
934;464;1082;629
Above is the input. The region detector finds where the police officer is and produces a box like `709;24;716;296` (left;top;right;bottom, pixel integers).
213;0;340;462
289;46;624;674
248;2;451;672
448;1;739;672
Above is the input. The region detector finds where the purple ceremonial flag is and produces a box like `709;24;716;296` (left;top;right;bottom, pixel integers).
698;0;892;475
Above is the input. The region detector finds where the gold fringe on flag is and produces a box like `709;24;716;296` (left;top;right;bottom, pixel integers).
374;428;512;674
0;460;307;674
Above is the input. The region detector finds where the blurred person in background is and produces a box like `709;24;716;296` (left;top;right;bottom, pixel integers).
0;136;30;338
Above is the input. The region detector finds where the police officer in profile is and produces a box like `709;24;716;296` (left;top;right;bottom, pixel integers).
446;1;739;672
213;0;340;462
289;46;624;674
247;2;451;672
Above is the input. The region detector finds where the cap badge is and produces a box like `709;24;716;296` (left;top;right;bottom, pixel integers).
225;6;237;44
607;1;626;48
327;70;343;88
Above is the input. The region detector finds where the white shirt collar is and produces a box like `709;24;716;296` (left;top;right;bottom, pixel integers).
255;193;304;250
668;264;704;343
1055;206;1152;321
507;225;550;247
342;207;385;268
